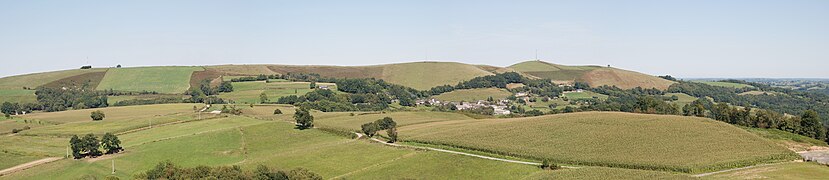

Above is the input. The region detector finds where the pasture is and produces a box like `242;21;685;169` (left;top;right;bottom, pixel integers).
432;88;512;102
0;89;36;104
562;91;608;100
217;81;336;104
398;112;798;173
314;111;473;131
381;62;494;90
19;103;200;124
665;92;697;106
1;113;550;179
692;80;755;89
96;66;203;94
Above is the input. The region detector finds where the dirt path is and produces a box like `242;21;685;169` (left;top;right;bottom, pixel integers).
797;150;829;165
355;132;577;168
0;157;62;176
690;161;794;177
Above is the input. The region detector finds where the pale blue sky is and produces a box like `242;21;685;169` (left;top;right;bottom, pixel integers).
1;0;827;78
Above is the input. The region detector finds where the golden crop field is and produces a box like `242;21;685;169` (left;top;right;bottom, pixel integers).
398;112;798;173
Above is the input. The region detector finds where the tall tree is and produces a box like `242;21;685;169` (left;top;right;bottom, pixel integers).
294;108;314;130
260;92;269;103
101;133;122;154
800;110;826;140
81;133;101;157
387;126;398;143
69;135;83;158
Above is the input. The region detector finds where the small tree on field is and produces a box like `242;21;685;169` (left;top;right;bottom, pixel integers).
361;122;380;137
90;110;105;121
386;126;398;143
101;133;122;154
294;108;314;130
274;109;283;114
69;135;83;158
260;92;269;103
82;133;101;157
309;82;317;89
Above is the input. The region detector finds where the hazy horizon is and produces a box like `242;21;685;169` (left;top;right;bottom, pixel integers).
2;0;827;78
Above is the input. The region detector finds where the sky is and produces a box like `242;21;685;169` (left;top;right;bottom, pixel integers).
1;0;827;78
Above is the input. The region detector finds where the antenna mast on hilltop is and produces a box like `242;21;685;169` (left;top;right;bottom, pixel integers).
535;49;539;60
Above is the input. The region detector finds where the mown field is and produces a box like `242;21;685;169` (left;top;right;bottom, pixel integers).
398;112;798;173
314;111;473;132
432;88;512;102
381;62;495;90
0;89;36;104
665;92;697;106
96;66;203;94
19;103;200;124
217;81;337;104
0;69;108;90
691;80;755;89
562;91;608;100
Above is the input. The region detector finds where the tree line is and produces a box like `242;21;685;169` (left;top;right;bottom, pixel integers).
360;117;398;142
135;161;322;180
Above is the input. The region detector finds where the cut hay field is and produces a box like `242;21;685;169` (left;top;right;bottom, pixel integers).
314;111;473;131
563;91;608;100
381;62;495;90
692;81;755;89
398;112;798;173
432;88;512;102
96;66;203;94
217;81;337;104
509;61;675;90
665;93;697;106
0;89;36;104
19;103;200;124
525;167;693;180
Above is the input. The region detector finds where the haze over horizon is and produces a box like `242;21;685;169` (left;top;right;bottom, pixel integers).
1;0;827;78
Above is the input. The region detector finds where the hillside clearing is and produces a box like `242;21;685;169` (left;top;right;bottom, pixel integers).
96;66;203;93
398;112;798;173
432;88;512;102
691;80;755;89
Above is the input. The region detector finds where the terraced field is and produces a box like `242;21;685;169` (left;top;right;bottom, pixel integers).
97;67;203;93
398;112;798;173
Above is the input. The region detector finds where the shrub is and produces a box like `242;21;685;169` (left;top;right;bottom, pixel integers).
274;109;283;114
90;110;106;121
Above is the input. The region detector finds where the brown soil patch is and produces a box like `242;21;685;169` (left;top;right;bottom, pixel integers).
189;69;223;90
41;71;107;90
205;65;278;76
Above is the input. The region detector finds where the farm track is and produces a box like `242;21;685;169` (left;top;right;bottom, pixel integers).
354;132;578;169
0;157;62;176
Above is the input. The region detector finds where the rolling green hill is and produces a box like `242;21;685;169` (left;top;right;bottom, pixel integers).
399;112;798;173
509;60;675;90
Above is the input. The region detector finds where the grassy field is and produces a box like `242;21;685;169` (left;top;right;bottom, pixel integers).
432;88;512;102
106;94;186;105
97;66;203;94
398;112;798;173
217;81;337;104
692;80;755;89
525;167;693;180
665;92;697;106
381;62;495;90
19;103;200;124
562;91;608;100
0;69;107;90
2;114;550;179
314;111;473;131
704;162;829;179
510;60;675;90
742;127;829;151
0;89;36;103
